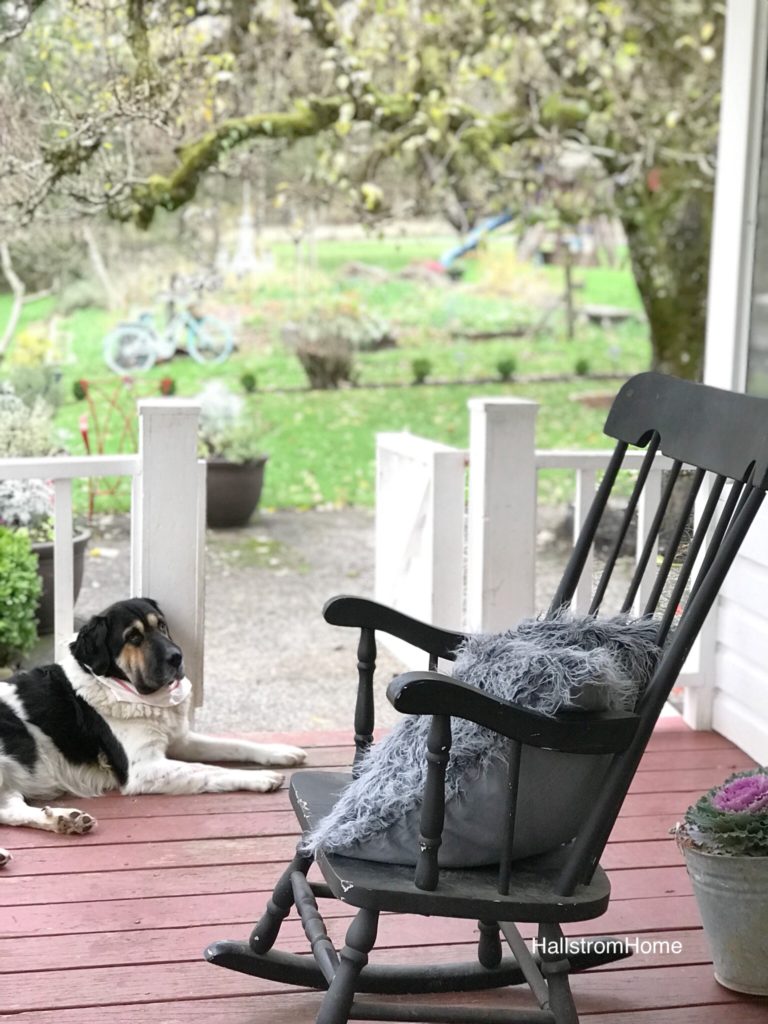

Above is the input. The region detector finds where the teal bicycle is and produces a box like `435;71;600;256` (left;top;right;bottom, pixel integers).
103;289;234;374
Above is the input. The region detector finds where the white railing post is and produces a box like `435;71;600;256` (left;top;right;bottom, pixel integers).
635;466;663;615
375;433;466;664
53;478;74;662
131;400;206;707
572;468;596;614
681;476;723;729
465;397;539;632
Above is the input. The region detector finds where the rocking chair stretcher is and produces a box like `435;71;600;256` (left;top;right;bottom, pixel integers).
205;372;768;1024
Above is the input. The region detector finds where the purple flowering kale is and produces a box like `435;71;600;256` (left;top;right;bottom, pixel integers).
681;769;768;856
711;773;768;814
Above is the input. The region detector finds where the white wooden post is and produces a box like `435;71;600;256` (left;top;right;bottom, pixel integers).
131;400;206;707
465;397;539;632
635;466;662;615
375;433;466;665
53;478;75;662
572;468;596;614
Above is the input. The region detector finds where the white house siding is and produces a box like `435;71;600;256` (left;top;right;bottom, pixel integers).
710;511;768;761
699;0;768;759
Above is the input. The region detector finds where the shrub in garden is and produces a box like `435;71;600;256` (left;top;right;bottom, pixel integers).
496;355;517;382
0;383;62;544
73;379;89;401
0;383;59;458
6;327;64;410
57;278;109;315
241;371;258;394
411;358;432;385
283;322;356;390
0;526;42;667
574;357;591;377
159;376;176;396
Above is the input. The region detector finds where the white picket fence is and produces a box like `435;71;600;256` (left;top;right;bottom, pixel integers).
375;397;711;721
0;400;207;704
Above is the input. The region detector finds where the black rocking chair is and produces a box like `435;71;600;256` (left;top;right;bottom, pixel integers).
206;372;768;1024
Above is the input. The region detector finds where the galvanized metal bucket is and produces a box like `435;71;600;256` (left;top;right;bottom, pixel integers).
684;846;768;995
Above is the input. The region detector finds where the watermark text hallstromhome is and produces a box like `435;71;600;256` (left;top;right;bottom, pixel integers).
531;937;683;957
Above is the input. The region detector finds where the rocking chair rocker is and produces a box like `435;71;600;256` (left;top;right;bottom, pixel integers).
206;372;768;1024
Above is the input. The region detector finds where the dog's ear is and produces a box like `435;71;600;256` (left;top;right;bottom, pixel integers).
70;616;112;676
142;597;160;612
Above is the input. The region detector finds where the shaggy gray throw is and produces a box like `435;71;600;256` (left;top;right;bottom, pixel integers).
302;612;661;858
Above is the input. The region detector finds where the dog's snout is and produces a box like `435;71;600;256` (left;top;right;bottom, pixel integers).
167;649;182;669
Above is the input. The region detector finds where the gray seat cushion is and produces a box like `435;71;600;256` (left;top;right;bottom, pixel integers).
334;746;611;867
302;612;659;867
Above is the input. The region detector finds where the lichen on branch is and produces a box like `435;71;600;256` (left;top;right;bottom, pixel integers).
124;97;345;228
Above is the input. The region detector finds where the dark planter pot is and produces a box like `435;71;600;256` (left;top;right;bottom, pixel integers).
31;530;91;635
206;456;268;529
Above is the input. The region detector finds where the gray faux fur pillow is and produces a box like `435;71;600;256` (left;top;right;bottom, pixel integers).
302;611;661;863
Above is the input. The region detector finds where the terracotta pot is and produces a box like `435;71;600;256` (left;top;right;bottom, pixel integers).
206;456;268;528
31;530;91;635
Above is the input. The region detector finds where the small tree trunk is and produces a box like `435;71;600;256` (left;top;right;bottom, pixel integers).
617;176;713;382
562;240;576;341
83;225;121;310
0;242;25;360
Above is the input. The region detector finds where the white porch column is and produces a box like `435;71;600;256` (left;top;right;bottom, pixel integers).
131;400;206;706
465;397;539;632
703;0;768;391
694;0;768;733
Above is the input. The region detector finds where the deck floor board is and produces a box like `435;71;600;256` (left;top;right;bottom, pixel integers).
0;720;762;1022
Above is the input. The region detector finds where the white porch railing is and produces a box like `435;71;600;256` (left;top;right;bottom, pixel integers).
0;400;206;705
376;396;708;724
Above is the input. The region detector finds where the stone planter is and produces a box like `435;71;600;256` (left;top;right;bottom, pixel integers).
31;530;91;635
683;845;768;995
206;456;268;529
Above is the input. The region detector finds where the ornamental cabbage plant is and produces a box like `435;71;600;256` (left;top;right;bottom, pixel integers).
678;769;768;856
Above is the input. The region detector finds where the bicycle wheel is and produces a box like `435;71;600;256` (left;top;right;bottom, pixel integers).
103;322;157;374
186;315;234;364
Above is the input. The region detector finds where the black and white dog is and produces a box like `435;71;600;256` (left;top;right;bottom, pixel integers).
0;598;306;865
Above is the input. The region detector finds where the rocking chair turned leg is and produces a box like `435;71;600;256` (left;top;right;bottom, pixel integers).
477;920;503;969
316;907;380;1024
249;846;313;954
538;923;579;1024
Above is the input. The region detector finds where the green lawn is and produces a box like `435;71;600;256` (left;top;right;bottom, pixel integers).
255;378;620;510
0;234;650;511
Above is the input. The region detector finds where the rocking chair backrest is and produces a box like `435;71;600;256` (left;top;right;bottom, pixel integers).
547;373;768;894
411;373;768;899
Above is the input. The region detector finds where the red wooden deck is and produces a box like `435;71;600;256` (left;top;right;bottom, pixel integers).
0;717;765;1023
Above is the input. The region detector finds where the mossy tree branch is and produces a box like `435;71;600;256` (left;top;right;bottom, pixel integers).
122;91;536;228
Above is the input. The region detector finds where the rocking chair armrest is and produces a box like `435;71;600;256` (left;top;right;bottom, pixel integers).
322;595;466;660
386;671;640;755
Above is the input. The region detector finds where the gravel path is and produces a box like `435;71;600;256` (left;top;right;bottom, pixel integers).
45;506;630;734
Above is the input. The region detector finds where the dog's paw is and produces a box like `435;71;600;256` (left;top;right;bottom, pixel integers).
44;807;97;835
251;770;285;792
258;744;307;767
0;848;11;867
